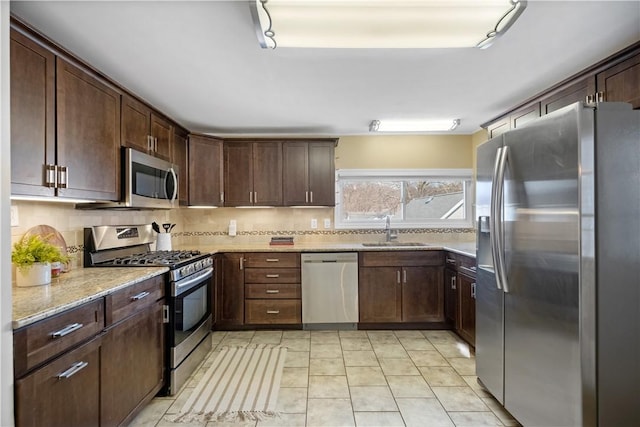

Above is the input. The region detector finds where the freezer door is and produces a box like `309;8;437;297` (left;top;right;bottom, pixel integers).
474;136;505;403
501;103;583;426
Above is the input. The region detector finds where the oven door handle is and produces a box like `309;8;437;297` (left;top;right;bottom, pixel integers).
173;267;213;297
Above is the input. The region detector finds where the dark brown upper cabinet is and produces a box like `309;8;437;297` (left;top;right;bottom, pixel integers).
540;76;595;116
223;141;283;207
189;134;224;207
283;140;336;206
172;126;189;206
121;95;172;161
10;29;56;197
597;51;640;108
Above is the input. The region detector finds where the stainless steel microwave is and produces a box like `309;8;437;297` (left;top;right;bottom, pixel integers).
77;148;178;209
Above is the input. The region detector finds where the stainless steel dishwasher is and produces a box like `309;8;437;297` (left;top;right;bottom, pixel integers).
301;252;359;329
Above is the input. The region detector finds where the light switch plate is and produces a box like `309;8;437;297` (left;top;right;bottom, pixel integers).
11;205;19;227
324;218;331;229
311;219;318;229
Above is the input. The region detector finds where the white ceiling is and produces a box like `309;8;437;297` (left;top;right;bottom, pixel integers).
10;1;640;136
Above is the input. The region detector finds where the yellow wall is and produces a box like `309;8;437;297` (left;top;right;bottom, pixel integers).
336;135;474;169
471;128;488;176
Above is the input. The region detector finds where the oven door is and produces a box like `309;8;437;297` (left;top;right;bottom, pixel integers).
170;267;212;349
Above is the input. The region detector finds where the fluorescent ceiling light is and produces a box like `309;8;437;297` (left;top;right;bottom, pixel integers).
251;0;527;49
370;119;460;132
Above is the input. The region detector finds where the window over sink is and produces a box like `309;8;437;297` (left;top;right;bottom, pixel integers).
335;169;474;229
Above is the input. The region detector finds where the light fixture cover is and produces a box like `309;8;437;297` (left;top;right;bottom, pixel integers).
370;119;461;132
251;0;527;49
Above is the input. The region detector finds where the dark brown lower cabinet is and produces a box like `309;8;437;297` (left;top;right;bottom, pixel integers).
15;337;101;427
444;267;458;326
218;253;245;327
101;301;165;427
457;273;476;346
359;267;403;323
402;266;444;322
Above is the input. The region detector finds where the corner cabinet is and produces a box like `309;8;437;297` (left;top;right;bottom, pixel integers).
283;140;336;206
358;251;445;325
224;141;283;206
189;134;224;206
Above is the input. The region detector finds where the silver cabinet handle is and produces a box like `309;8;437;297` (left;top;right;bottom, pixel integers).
309;191;313;203
471;282;476;299
266;289;280;294
597;91;605;102
266;274;280;278
45;164;57;188
254;191;257;203
51;323;83;339
305;191;309;203
446;258;456;265
130;291;150;301
396;270;401;284
58;166;68;188
265;258;279;262
249;192;253;204
402;270;407;284
239;257;244;270
451;276;457;290
163;305;170;323
147;135;152;151
57;361;88;379
266;310;280;314
220;192;224;203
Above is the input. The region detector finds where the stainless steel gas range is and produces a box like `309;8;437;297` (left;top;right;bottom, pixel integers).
84;224;213;395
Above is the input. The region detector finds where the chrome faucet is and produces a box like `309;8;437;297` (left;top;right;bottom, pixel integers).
385;215;397;242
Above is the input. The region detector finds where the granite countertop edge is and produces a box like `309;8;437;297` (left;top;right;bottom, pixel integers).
12;267;169;330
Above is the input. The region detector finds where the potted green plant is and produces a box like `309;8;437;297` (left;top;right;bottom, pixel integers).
12;234;69;287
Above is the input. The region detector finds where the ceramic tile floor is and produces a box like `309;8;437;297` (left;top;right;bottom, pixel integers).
129;330;520;427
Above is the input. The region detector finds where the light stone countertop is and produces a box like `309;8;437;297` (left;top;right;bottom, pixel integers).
181;241;477;258
12;267;168;330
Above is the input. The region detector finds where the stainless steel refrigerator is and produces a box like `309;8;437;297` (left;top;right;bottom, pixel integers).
475;102;639;427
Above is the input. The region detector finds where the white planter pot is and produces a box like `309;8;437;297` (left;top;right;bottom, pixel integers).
15;262;52;287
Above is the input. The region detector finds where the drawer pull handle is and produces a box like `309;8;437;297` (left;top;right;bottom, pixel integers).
57;361;88;379
265;258;279;262
131;291;150;301
266;310;280;314
266;274;280;278
446;258;456;264
266;290;280;294
51;323;83;339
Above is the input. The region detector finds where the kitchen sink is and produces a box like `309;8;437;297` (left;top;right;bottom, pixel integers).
361;242;430;247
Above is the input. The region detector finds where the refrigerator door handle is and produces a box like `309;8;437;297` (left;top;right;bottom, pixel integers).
490;147;504;290
495;146;509;293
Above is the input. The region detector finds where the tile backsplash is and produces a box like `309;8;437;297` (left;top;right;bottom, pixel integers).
11;201;475;269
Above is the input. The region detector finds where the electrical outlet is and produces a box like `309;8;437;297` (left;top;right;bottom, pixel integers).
11;205;19;227
323;218;331;229
311;219;318;229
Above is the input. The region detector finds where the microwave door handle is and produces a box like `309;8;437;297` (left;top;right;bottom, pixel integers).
166;167;178;203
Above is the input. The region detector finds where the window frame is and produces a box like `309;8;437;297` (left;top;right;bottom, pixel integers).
334;168;474;229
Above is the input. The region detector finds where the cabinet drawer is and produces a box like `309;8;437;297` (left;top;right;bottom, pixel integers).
244;268;300;284
15;336;101;427
245;283;301;299
245;300;301;324
14;299;104;378
106;275;165;326
244;252;300;268
359;251;444;267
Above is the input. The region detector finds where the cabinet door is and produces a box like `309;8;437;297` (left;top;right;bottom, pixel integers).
150;113;173;161
402;266;444;322
173;127;189;205
189;134;224;206
487;116;510;138
282;142;309;205
56;57;121;201
10;29;56;197
444;268;458;327
218;253;245;326
359;267;402;323
15;337;101;427
457;273;476;346
253;141;283;206
597;52;640;108
101;301;164;427
224;142;253;206
540;76;595;115
510;103;541;129
121;95;152;154
308;142;335;206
